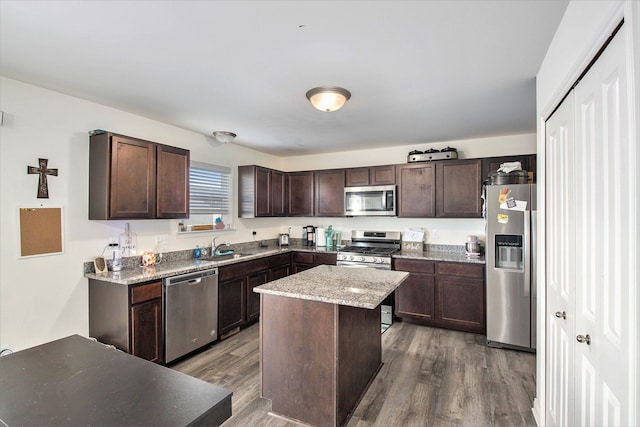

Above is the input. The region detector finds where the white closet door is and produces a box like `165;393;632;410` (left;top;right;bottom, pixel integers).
545;91;576;427
573;27;632;426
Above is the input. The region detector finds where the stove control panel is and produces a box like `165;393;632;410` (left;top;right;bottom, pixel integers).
337;253;391;265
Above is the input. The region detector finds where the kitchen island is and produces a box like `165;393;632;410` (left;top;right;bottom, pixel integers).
254;265;409;427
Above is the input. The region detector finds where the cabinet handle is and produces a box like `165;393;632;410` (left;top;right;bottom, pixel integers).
554;311;566;319
576;334;591;345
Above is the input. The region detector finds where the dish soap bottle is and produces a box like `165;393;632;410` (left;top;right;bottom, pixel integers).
118;223;137;257
325;226;335;250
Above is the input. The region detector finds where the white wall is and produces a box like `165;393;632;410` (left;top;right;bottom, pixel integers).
0;76;535;352
534;0;639;423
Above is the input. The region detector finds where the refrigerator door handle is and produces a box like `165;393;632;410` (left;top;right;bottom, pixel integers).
523;211;531;297
531;210;537;299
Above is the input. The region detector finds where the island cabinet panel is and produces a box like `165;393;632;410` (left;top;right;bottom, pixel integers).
89;279;163;363
393;259;437;324
238;165;287;218
396;163;436;217
286;171;314;216
314;169;345;217
435;159;482;218
260;294;382;427
89;132;189;220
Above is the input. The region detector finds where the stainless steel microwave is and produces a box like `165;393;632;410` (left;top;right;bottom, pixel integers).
344;185;396;216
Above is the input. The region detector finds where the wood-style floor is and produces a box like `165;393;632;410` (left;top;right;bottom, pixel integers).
173;321;536;427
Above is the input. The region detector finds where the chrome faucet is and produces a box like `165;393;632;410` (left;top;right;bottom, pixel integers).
211;236;230;256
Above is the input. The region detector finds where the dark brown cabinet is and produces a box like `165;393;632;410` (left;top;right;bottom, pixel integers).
287;171;314;216
89;132;189;220
292;251;337;273
481;154;537;183
345;165;396;186
238;165;287;218
397;160;482;218
314;169;345;216
130;282;163;363
393;259;436;324
218;253;292;337
396;163;436;217
436;263;485;334
436;159;482;218
393;259;485;334
89;279;164;363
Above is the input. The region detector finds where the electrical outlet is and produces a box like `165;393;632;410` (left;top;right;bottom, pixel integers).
155;234;169;246
431;229;439;239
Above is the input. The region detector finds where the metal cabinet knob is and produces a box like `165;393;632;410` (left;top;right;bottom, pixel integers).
576;334;591;345
554;311;566;319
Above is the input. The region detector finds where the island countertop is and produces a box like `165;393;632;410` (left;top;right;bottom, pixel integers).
254;264;409;309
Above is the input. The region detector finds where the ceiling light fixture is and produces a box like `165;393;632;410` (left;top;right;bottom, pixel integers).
212;131;236;144
305;86;351;112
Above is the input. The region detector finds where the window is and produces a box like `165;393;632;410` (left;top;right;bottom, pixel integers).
189;161;231;215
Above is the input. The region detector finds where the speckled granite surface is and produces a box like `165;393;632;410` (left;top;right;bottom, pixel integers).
253;265;409;309
84;243;482;285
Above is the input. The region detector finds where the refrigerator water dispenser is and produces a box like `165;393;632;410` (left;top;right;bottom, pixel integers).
495;235;524;271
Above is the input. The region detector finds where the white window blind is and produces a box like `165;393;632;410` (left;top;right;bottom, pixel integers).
189;161;232;215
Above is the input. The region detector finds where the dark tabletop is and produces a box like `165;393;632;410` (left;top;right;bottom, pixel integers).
0;335;232;426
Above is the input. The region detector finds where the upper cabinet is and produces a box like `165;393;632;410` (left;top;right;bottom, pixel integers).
238;165;286;218
287;171;314;216
89;132;189;220
397;159;482;218
396;163;436;217
345;165;396;186
436;159;482;218
314;169;345;217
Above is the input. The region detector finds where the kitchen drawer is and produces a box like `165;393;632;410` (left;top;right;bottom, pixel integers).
268;252;291;267
437;262;484;278
219;259;269;281
130;281;162;304
293;252;315;264
393;259;436;274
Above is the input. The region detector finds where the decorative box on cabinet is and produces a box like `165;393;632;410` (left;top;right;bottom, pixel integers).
89;132;189;220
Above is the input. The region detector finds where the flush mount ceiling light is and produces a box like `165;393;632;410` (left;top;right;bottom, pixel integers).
305;86;351;112
212;131;237;144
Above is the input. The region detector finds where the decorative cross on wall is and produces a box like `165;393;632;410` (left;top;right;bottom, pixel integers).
27;158;58;199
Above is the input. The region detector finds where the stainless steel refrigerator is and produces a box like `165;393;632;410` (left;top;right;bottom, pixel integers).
485;183;536;351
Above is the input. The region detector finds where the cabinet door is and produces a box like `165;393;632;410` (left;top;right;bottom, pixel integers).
246;270;269;322
395;273;436;323
110;135;156;218
436;159;482;218
370;165;396;185
396;163;436;217
255;166;271;216
314;169;345;216
314;253;337;266
271;170;287;216
287;171;314;216
156;144;189;218
269;264;290;281
130;298;163;363
345;168;370;186
218;277;245;334
436;275;485;334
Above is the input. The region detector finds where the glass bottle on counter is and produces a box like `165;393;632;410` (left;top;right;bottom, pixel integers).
118;223;137;257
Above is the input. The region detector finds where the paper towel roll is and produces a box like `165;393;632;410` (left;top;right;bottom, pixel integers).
316;227;326;247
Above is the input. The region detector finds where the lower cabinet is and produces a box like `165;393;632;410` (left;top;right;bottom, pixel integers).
393;259;486;334
292;251;337;273
218;253;294;337
89;279;164;363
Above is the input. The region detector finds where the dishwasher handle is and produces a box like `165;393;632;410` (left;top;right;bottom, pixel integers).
164;268;218;288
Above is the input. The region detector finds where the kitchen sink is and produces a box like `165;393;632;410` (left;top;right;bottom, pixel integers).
206;252;251;261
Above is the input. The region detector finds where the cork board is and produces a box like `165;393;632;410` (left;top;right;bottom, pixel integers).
19;207;63;257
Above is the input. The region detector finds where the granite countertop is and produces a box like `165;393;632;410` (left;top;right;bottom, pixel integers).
84;243;483;286
253;264;409;309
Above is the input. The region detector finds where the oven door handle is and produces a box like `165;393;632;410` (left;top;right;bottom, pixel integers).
337;261;391;270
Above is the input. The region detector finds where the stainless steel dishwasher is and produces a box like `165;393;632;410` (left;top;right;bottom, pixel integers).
164;268;218;363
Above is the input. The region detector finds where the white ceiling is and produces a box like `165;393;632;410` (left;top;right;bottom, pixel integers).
0;0;568;156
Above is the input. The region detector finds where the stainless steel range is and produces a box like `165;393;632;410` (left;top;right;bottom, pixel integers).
336;230;401;270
